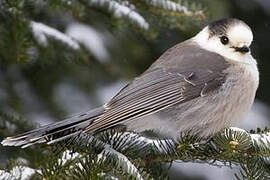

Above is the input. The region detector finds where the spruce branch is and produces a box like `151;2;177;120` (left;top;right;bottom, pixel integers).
140;0;204;17
78;0;150;30
0;166;36;180
3;127;270;179
59;127;270;180
30;21;80;50
0;0;33;63
0;0;206;65
97;145;145;180
77;0;205;31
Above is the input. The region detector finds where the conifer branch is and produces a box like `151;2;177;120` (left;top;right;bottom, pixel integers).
78;0;150;30
141;0;203;16
30;21;80;50
2;118;270;180
0;166;36;180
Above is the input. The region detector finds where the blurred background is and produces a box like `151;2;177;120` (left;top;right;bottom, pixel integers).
0;0;270;179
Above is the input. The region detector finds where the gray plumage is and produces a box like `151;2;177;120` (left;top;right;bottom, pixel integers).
1;18;259;147
87;41;229;134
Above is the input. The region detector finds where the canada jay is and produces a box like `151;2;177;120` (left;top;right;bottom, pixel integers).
1;18;259;148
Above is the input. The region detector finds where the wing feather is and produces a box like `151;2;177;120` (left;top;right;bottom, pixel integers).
85;42;230;133
85;69;207;132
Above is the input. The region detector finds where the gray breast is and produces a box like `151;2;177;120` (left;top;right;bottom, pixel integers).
103;40;258;140
131;62;258;139
126;41;258;139
124;41;232;138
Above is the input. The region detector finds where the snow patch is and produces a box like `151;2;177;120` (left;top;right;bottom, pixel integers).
66;23;110;62
147;0;191;14
60;150;81;165
31;21;79;49
251;132;270;145
87;0;149;30
0;166;36;180
229;127;247;133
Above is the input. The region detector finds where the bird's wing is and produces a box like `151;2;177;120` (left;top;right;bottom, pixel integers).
85;45;230;133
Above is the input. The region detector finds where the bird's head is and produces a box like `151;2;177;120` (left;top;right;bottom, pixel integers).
194;18;254;63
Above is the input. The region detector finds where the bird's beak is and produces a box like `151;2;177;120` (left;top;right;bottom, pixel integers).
234;46;250;53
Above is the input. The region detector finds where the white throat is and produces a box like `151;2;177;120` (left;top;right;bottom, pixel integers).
192;27;256;66
192;26;259;86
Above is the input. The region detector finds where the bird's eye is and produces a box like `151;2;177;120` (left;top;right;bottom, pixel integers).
220;36;229;45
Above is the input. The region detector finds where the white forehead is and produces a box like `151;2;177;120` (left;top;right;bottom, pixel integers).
227;24;253;46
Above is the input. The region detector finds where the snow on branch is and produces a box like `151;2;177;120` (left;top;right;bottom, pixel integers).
98;145;144;180
143;0;203;16
82;0;149;30
66;23;110;62
3;127;270;179
30;21;80;50
251;132;270;145
0;166;36;180
251;131;270;155
106;131;176;156
31;21;112;62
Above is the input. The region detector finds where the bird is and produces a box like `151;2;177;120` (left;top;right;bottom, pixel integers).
1;18;259;148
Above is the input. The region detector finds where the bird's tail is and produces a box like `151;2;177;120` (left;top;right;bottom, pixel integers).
1;107;105;148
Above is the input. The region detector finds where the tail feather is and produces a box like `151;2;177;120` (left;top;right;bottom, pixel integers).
1;107;105;147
